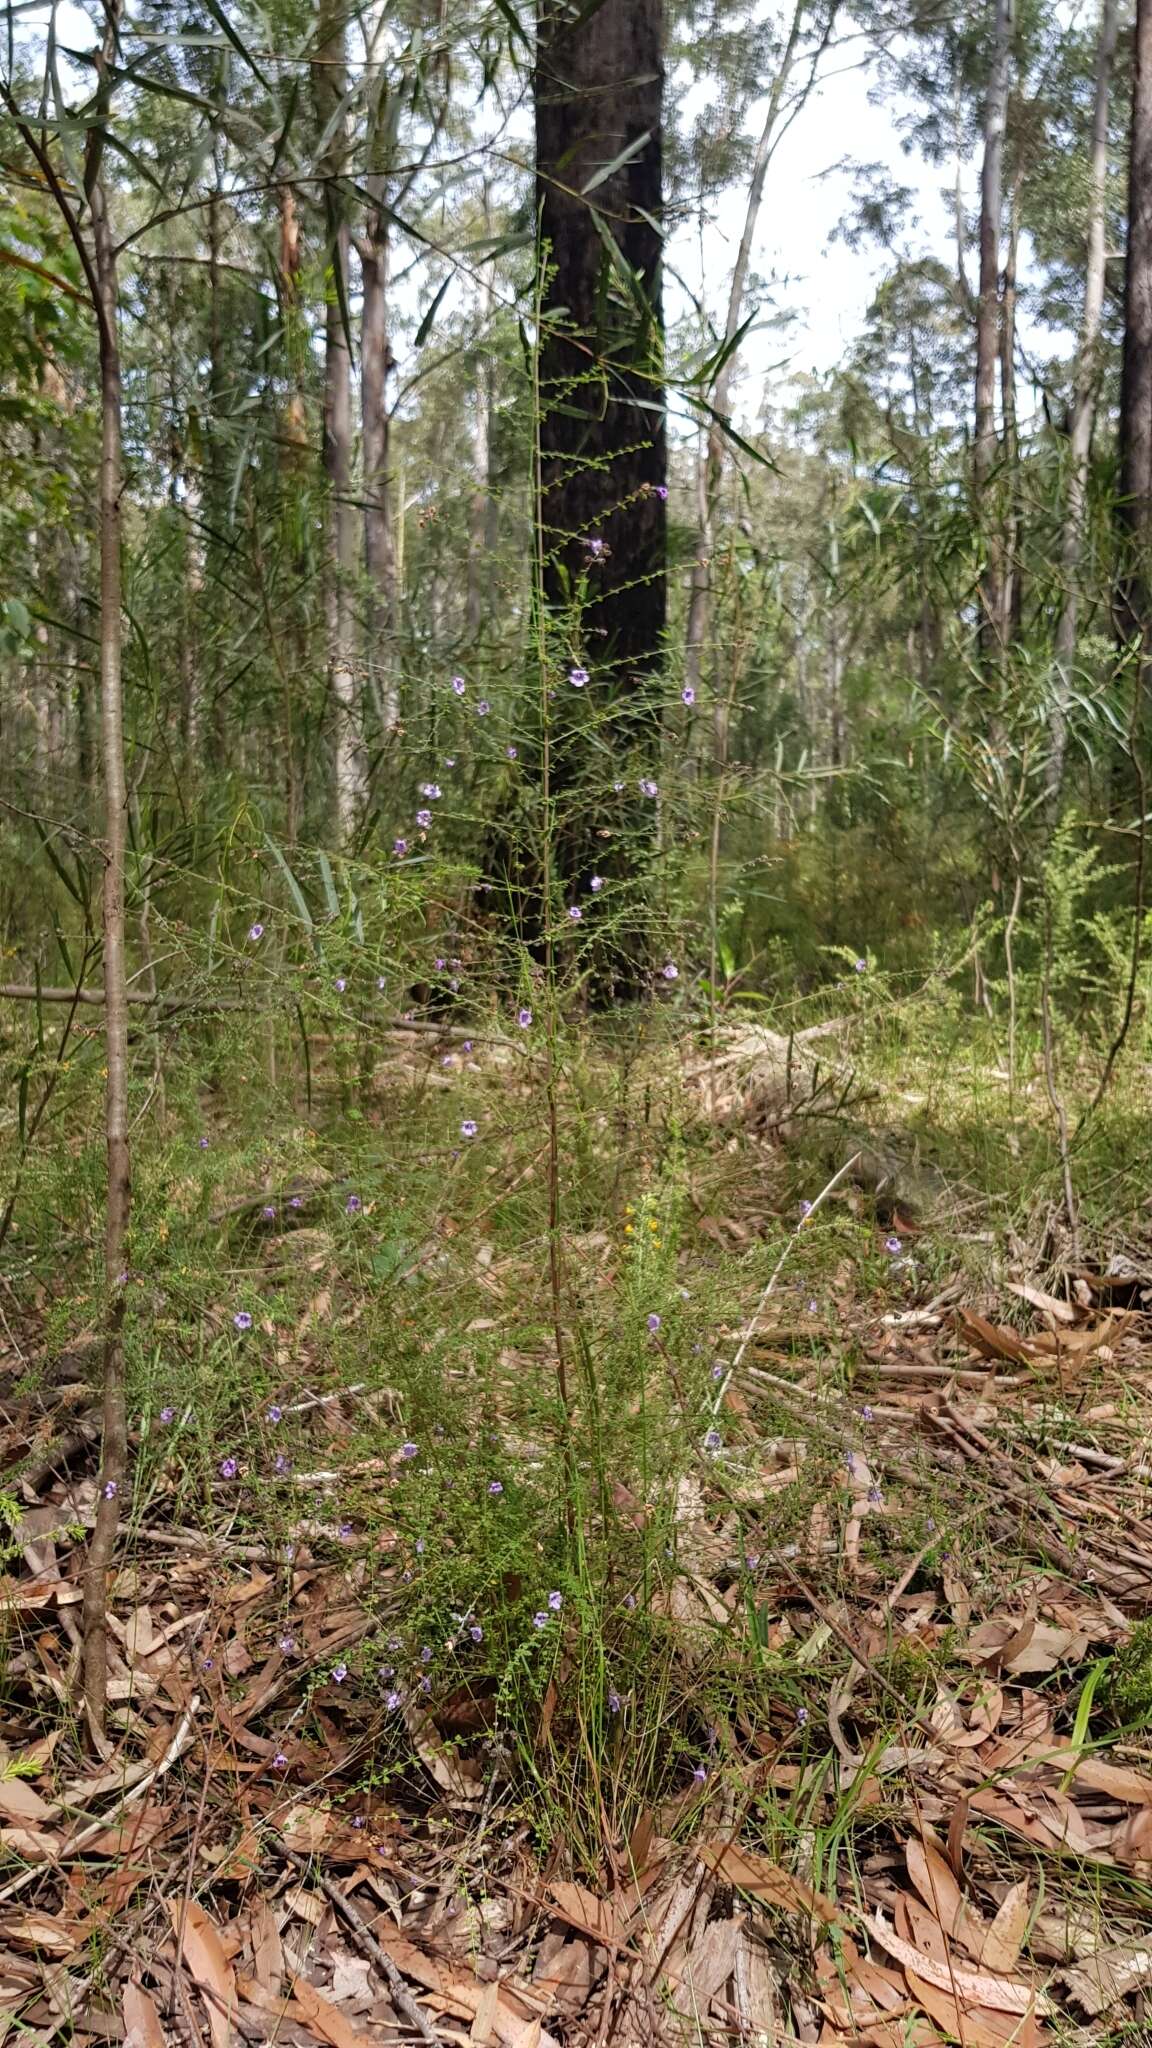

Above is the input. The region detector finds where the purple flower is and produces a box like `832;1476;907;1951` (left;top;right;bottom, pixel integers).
420;782;442;799
279;1635;296;1654
199;1136;210;1149
351;1813;365;1828
691;1764;707;1786
262;1204;276;1221
233;1311;252;1331
799;1199;813;1219
289;1195;303;1209
461;1119;478;1139
885;1236;902;1255
462;1040;473;1053
854;958;867;973
477;700;490;717
102;1479;118;1500
568;905;583;923
434;957;446;971
745;1552;761;1570
547;1590;563;1611
274;1454;292;1476
647;1313;661;1333
711;1363;723;1380
655;484;668;500
416;1539;426;1553
703;1429;722;1454
533;1612;549;1629
393;839;408;857
639;778;658;798
159;1406;175;1424
420;1674;432;1693
249;922;265;940
267;1404;283;1424
662;962;678;981
590;876;604;892
451;676;466;695
488;1480;504;1496
400;1441;419;1460
797;1706;809;1726
585;537;605;557
420;1644;432;1661
219;1457;238;1480
868;1485;883;1505
624;1593;635;1610
445;755;457;767
273;1751;288;1769
860;1405;873;1421
331;1662;348;1683
681;686;695;706
507;745;518;760
334;976;346;993
416;809;432;829
339;1523;353;1541
469;1625;483;1643
517;1006;533;1028
569;667;589;687
346;1194;362;1214
607;1689;621;1714
807;1298;818;1313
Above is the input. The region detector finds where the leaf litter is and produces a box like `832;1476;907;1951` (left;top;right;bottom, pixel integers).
6;1164;1152;2046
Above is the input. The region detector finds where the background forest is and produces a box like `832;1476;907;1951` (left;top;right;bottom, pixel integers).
5;2;1152;2045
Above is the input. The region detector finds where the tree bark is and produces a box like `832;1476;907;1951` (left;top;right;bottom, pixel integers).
974;0;1013;668
535;0;666;685
360;199;397;728
998;169;1021;644
314;0;365;844
683;0;812;710
1051;0;1118;801
75;4;130;1750
1117;0;1152;666
467;196;497;641
533;0;666;932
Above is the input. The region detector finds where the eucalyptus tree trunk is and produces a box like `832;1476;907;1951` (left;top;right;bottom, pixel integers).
1118;0;1152;667
536;0;666;659
314;0;365;844
467;203;497;640
78;7;130;1750
998;170;1021;644
1051;0;1118;801
683;0;812;722
534;0;666;940
974;0;1013;668
360;195;397;729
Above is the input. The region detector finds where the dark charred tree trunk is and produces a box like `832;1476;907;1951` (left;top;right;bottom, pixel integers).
529;0;666;968
1118;0;1152;668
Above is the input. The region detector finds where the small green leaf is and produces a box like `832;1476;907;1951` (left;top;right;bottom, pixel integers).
414;273;452;347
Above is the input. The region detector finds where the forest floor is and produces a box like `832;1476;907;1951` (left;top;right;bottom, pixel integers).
2;1003;1152;2047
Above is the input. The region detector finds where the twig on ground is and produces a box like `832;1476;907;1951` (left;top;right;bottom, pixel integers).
279;1844;446;2048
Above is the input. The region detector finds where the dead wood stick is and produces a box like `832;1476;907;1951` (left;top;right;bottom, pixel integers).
0;983;516;1045
0;1693;199;1904
279;1845;445;2048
